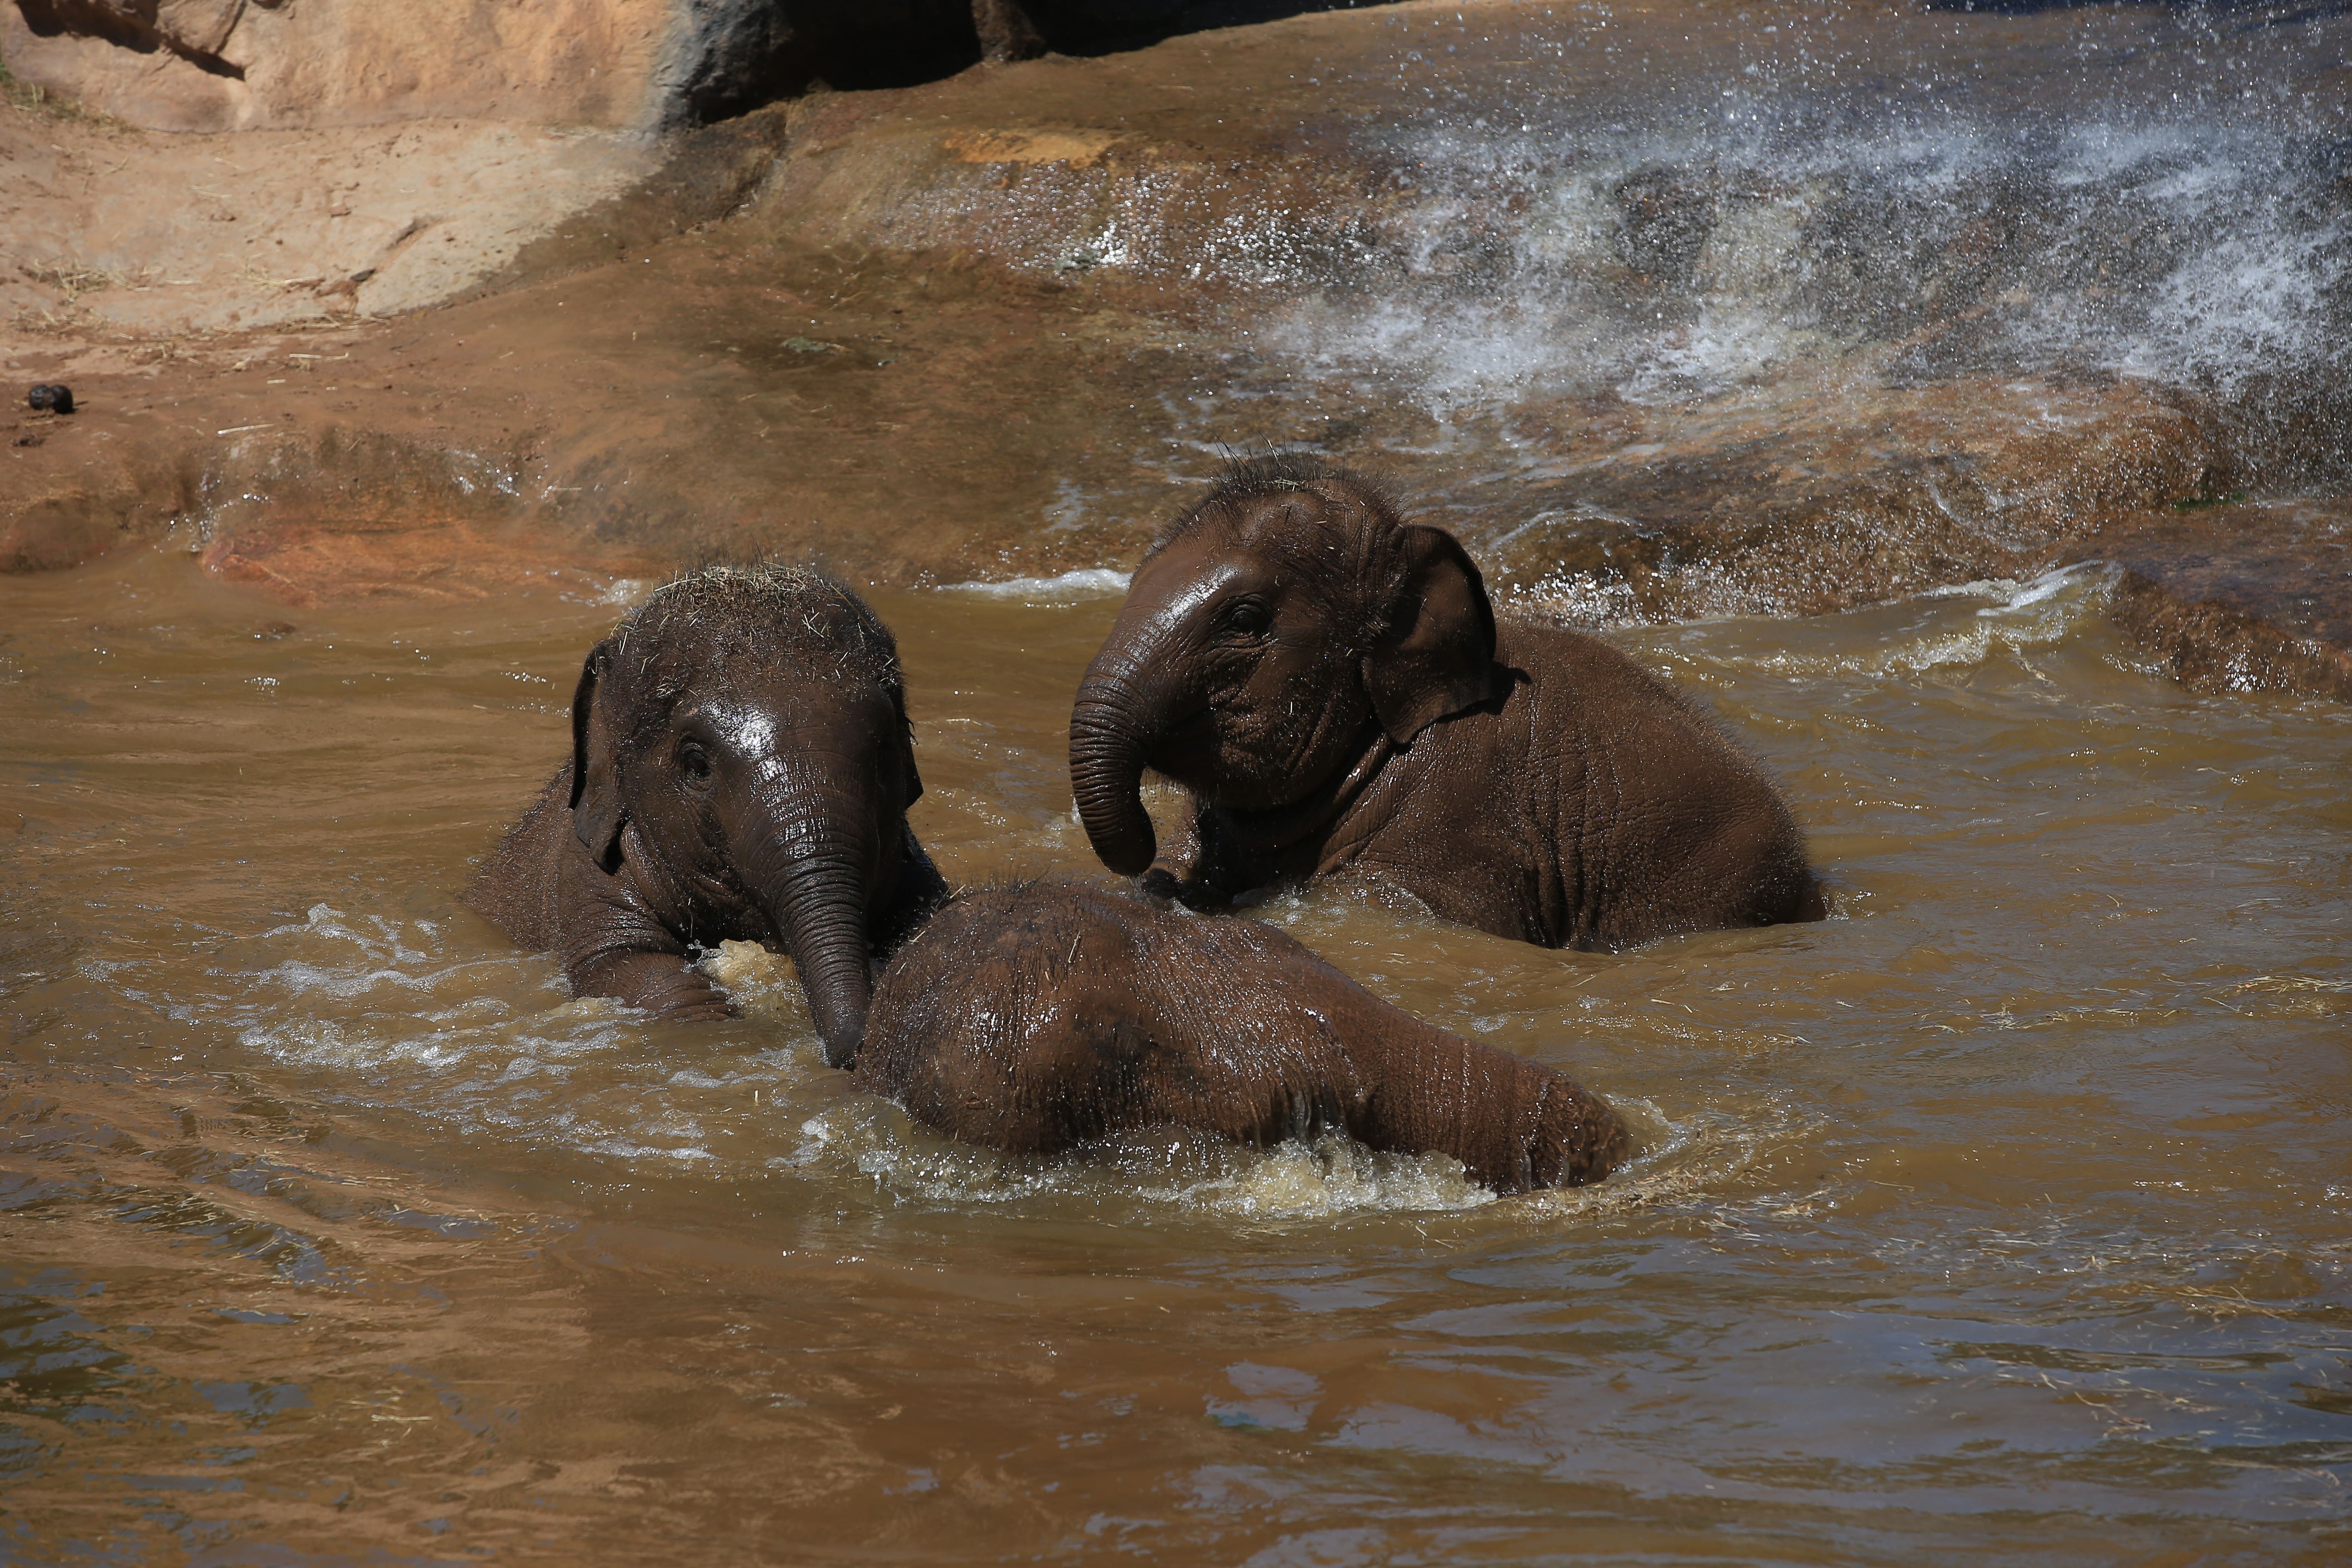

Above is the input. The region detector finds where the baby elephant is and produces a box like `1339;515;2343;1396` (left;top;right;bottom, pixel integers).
468;565;946;1066
858;882;1630;1193
1069;454;1825;950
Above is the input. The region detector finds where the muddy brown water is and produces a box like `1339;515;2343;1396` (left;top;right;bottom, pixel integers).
4;538;2348;1563
8;2;2352;1559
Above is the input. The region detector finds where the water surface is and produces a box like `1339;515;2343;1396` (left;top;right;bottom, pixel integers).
4;542;2347;1563
7;4;2352;1559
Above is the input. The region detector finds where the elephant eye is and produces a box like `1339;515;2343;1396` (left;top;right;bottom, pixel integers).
678;742;714;783
1224;599;1273;637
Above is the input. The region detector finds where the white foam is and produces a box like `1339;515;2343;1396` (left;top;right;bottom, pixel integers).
1716;563;2122;680
939;568;1132;600
557;575;652;608
1174;1134;1499;1218
1251;108;2345;422
807;1102;1505;1218
2122;228;2342;394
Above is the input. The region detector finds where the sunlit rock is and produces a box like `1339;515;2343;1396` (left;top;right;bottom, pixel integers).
0;0;978;132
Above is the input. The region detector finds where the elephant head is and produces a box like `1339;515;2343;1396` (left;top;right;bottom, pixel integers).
569;565;929;1066
1070;455;1497;876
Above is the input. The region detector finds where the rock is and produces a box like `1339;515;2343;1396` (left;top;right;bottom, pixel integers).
3;0;1358;134
972;0;1048;64
0;108;665;335
8;0;662;131
477;102;795;293
2084;503;2352;704
1472;375;2231;623
1;0;985;133
0;418;190;573
5;0;2349;731
198;515;661;607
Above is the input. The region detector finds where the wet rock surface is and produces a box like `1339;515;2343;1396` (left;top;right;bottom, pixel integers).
5;0;2352;699
0;231;1219;584
1399;373;2233;622
2084;501;2352;704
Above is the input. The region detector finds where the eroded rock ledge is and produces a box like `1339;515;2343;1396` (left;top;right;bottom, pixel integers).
6;0;2351;707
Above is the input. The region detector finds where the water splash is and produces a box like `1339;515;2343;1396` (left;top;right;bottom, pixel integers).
792;1101;1505;1219
1270;111;2350;420
1746;563;2122;678
939;568;1132;601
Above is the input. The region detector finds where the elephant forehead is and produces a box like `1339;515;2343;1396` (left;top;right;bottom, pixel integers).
627;565;901;681
1136;536;1337;605
674;687;878;749
1135;558;1252;618
1161;538;1372;612
1227;490;1382;562
686;699;781;754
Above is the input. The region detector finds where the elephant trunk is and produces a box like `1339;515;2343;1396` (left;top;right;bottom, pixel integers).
1072;610;1196;877
1068;673;1160;877
738;780;877;1070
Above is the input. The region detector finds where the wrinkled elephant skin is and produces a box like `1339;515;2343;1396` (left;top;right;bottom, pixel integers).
1069;455;1825;949
858;882;1631;1193
466;564;947;1066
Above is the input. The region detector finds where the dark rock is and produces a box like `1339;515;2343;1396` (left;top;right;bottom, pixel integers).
28;384;75;415
973;0;1048;62
1612;166;1727;289
661;0;983;124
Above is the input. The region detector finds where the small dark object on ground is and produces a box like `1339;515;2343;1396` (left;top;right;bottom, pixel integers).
28;384;75;415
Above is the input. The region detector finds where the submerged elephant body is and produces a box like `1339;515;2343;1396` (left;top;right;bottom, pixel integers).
858;882;1630;1193
1160;618;1820;949
1070;455;1824;949
467;565;946;1065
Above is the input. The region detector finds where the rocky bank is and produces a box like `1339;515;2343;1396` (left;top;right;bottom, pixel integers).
5;0;2351;702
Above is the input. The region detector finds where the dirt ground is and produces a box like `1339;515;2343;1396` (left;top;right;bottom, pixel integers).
1;93;666;338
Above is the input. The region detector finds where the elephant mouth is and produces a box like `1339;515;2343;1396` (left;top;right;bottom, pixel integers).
1150;705;1383;817
1143;704;1219;774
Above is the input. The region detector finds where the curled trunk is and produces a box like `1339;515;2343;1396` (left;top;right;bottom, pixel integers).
1072;667;1161;879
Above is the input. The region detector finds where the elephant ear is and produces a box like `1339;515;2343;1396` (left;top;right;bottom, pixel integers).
893;689;925;812
1362;524;1498;745
568;638;628;874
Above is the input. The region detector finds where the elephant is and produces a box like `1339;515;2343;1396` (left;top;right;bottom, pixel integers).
857;881;1630;1193
466;564;947;1067
1069;454;1826;951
